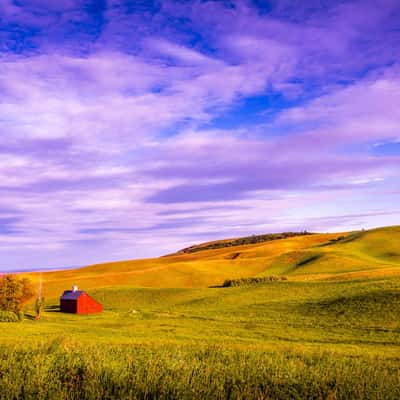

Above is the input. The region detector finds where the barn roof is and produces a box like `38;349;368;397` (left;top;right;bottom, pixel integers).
61;290;85;300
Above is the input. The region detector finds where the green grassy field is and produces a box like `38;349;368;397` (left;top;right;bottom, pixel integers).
1;226;400;398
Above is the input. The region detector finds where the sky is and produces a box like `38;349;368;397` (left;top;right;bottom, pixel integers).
0;0;400;272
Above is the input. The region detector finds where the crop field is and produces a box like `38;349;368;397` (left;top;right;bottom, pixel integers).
1;226;400;399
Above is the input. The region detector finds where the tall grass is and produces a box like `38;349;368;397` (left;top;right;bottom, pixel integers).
0;340;399;399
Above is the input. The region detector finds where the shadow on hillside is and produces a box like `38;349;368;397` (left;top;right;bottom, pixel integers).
318;230;365;247
45;305;60;313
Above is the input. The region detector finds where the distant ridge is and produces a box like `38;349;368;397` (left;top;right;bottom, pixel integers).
172;231;314;255
2;264;79;274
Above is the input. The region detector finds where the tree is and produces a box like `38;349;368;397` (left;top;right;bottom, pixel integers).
0;275;35;314
35;297;45;320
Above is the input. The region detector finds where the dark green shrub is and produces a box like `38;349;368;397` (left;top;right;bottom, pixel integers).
0;311;19;322
222;276;288;287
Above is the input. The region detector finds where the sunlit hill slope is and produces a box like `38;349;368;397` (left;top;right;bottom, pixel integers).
21;226;400;299
19;226;400;297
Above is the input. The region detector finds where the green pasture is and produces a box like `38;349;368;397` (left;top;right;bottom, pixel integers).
2;277;400;354
1;277;400;399
1;226;400;398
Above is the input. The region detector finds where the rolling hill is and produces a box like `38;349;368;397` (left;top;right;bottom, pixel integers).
23;225;400;299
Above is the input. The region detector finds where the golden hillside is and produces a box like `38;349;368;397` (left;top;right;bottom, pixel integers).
23;226;400;299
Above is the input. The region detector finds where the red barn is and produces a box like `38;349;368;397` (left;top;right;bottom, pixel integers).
60;286;103;314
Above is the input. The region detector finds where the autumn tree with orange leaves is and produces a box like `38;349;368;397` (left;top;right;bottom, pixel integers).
0;275;35;314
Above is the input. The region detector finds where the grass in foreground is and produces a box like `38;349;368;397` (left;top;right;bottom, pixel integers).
1;342;399;400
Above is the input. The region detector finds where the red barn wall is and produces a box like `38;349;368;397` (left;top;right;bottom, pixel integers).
76;293;103;314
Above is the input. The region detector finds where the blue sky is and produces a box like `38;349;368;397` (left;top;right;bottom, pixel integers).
0;0;400;271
